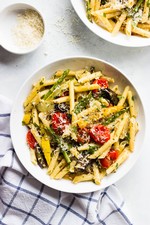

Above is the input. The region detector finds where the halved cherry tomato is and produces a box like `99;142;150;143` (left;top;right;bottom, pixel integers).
26;130;37;149
89;124;110;145
100;157;112;168
100;149;119;168
108;149;119;161
51;112;70;134
92;78;108;93
77;128;90;144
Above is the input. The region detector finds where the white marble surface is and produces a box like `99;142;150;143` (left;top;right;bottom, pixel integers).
0;0;150;224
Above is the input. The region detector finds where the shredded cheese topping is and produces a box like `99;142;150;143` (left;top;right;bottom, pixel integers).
12;9;44;49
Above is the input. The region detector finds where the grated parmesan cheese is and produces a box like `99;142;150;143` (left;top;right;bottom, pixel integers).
12;9;44;49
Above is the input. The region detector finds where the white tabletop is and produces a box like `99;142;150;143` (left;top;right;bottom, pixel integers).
0;0;150;224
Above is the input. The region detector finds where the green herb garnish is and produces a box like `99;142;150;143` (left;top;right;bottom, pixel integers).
74;92;92;114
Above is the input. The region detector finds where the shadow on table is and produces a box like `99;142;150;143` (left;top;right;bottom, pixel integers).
0;46;24;64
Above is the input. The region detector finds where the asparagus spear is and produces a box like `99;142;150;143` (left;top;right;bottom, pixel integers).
74;91;92;114
47;127;71;164
102;108;129;125
133;0;144;12
85;0;92;22
43;69;70;100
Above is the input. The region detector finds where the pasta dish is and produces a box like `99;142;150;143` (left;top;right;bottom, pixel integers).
84;0;150;37
22;67;138;185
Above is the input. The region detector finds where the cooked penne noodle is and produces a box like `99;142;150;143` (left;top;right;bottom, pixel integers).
47;150;59;175
73;173;93;183
125;17;132;36
106;11;121;19
78;71;102;83
95;0;101;10
69;160;76;173
24;77;45;107
69;80;75;114
93;163;101;184
53;96;70;104
132;26;150;38
127;90;137;117
74;84;100;92
129;117;136;151
114;112;129;142
55;166;69;179
97;15;114;32
50;159;66;178
112;12;127;36
117;86;129;106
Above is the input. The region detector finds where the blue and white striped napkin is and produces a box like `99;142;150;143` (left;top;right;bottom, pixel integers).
0;95;133;225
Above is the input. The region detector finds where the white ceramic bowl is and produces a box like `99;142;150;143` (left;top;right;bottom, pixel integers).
0;3;45;54
70;0;150;47
10;56;145;193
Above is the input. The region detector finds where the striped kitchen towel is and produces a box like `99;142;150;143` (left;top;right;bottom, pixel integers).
0;95;133;225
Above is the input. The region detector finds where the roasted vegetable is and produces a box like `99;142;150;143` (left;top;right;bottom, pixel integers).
35;146;47;168
43;69;70;100
99;88;119;105
54;102;69;113
47;127;71;164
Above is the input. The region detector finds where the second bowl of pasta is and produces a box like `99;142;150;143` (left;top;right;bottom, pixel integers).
10;56;145;193
71;0;150;47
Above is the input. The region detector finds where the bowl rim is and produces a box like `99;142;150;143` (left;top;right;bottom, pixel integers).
10;55;146;193
0;2;46;54
70;0;150;48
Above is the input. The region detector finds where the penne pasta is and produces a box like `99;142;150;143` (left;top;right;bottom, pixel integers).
73;173;93;183
23;68;139;185
84;0;150;37
117;86;129;106
112;11;127;36
127;90;137;117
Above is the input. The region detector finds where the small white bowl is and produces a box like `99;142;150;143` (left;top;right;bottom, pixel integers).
10;56;145;193
0;3;45;54
71;0;150;47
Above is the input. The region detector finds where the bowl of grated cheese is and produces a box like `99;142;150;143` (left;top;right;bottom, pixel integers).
0;3;45;54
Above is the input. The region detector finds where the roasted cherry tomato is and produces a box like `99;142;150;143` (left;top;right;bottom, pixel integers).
92;78;108;93
26;130;37;149
77;128;90;144
100;149;119;168
51;112;70;134
100;157;112;168
89;124;110;145
108;149;119;161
